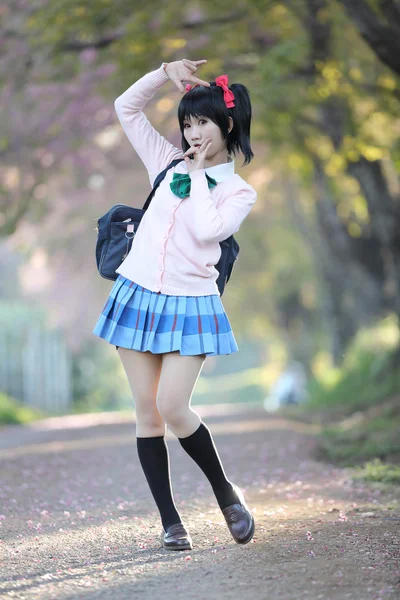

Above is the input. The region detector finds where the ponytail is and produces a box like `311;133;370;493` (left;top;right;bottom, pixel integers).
227;83;254;166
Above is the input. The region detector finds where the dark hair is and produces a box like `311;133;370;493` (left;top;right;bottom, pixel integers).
177;79;254;166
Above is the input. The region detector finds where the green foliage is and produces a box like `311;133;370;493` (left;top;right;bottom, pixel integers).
6;0;400;374
307;350;400;414
352;458;400;485
281;318;400;469
305;316;400;416
71;339;131;413
0;392;44;425
317;410;400;466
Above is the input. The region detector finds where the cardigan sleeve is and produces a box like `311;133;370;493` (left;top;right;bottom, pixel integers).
114;63;184;187
188;170;257;243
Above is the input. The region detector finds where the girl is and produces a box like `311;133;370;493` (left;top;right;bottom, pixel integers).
93;58;257;551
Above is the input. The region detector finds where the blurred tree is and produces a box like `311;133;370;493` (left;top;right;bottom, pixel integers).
271;0;400;361
4;0;400;368
0;2;116;236
337;0;400;76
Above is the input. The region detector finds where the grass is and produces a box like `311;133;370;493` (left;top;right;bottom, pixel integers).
316;398;400;466
278;319;400;480
352;458;400;485
0;393;45;426
306;351;400;420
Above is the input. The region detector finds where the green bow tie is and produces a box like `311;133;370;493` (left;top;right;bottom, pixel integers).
169;172;218;199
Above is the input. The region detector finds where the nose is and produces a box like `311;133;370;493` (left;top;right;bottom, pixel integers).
190;127;201;143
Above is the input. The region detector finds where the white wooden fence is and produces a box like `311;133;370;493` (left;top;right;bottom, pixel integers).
0;302;72;413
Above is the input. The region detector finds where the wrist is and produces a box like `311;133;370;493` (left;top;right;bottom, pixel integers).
162;62;170;78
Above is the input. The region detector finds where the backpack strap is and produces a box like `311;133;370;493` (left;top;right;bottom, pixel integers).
143;158;184;211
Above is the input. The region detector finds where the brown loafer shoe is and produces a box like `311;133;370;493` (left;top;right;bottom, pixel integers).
222;485;255;545
161;522;193;551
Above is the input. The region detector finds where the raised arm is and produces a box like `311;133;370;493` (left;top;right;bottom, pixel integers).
114;64;182;187
114;59;211;187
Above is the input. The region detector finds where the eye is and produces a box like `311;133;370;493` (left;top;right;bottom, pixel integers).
199;119;207;125
184;123;190;128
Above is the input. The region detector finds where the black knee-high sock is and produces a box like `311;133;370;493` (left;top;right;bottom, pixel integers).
136;436;182;531
178;422;240;510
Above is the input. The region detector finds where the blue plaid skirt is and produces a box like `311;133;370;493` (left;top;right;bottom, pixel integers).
92;275;238;356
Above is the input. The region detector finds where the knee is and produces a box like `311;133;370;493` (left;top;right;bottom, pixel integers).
156;396;184;427
135;399;165;436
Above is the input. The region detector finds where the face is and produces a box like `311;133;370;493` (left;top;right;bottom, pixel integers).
183;115;232;159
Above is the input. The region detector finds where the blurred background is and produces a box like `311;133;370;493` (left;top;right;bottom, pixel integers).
1;0;399;481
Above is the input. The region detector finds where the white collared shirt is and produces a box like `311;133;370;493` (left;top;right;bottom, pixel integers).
204;156;235;183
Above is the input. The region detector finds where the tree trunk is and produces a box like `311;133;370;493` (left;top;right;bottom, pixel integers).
337;0;400;76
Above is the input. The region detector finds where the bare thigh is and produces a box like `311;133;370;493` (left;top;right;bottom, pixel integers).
117;348;165;437
156;351;206;437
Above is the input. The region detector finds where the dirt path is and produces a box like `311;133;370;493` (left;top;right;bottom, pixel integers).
0;405;399;600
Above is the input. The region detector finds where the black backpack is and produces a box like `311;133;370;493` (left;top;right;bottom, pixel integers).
95;158;239;296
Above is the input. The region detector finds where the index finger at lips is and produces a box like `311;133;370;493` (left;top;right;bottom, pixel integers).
183;145;197;156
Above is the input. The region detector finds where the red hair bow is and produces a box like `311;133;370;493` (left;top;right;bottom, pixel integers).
185;75;235;108
215;75;235;108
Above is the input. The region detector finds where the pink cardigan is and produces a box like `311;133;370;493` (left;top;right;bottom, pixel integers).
114;63;257;296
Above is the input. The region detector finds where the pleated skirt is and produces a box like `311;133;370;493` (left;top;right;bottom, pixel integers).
92;275;239;356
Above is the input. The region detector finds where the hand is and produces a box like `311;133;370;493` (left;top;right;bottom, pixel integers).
183;138;212;172
164;59;211;93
